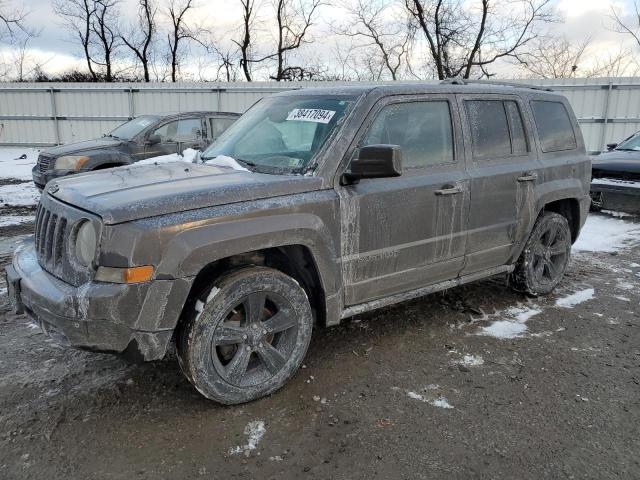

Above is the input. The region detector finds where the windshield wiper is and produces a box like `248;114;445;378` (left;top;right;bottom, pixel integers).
615;148;637;151
235;158;256;167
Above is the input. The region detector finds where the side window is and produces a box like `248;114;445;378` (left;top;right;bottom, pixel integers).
530;100;577;152
209;117;237;141
153;118;201;142
362;101;454;169
465;100;511;159
505;101;528;155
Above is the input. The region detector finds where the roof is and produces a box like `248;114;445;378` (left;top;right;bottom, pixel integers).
271;80;562;98
138;111;241;118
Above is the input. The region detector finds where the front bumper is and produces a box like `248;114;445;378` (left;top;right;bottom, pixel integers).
31;165;75;190
590;180;640;214
7;241;193;360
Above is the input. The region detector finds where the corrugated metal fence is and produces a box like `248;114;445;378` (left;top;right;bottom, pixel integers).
1;78;639;153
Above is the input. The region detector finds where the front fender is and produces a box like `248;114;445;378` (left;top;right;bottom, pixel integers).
78;149;132;170
157;213;341;299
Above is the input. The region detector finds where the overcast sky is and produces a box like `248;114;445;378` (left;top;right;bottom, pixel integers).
5;0;639;80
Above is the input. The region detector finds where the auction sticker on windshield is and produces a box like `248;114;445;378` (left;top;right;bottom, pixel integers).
287;109;336;124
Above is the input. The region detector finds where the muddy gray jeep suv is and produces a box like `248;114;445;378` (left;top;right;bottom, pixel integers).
7;81;591;404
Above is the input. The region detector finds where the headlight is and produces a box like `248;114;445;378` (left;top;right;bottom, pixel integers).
54;155;90;171
75;221;97;267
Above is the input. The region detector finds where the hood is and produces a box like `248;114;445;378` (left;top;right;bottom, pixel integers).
42;137;124;157
48;162;323;224
591;150;640;177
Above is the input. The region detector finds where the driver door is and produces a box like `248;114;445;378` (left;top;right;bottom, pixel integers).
144;117;204;158
338;95;470;306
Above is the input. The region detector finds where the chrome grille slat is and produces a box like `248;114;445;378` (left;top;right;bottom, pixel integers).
37;211;50;255
52;218;67;268
38;155;52;173
44;213;57;261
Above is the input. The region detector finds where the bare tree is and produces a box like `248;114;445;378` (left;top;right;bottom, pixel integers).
519;36;639;79
120;0;156;81
518;36;589;79
166;0;207;82
610;1;640;48
338;0;413;80
406;0;554;80
233;0;258;81
0;0;33;44
91;0;120;82
269;0;323;81
54;0;99;80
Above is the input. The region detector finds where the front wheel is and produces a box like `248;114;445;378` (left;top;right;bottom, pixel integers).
509;212;572;296
177;267;313;404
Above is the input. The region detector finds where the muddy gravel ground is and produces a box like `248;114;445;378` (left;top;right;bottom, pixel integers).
0;218;639;480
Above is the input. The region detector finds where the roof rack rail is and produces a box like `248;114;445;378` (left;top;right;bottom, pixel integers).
440;78;553;92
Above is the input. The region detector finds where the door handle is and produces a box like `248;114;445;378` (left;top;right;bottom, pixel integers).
517;172;538;182
435;185;463;196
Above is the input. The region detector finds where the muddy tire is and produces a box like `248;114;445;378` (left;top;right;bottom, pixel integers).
176;267;313;404
509;212;572;296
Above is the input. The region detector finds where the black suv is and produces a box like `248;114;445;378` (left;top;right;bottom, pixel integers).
33;111;239;189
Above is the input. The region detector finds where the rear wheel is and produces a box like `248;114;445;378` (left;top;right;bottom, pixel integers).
509;212;572;296
177;267;313;404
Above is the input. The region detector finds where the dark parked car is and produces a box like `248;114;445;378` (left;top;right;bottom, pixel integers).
8;82;590;404
590;131;640;213
32;111;240;189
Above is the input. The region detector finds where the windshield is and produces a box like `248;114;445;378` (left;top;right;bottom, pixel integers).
616;132;640;151
109;116;158;140
202;95;357;173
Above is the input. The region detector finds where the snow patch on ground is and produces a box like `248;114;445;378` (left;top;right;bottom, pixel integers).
229;420;266;456
592;178;640;189
602;209;637;219
478;305;542;339
0;148;39;181
617;281;635;291
555;288;595;308
406;391;454;409
458;354;484;366
0;182;40;206
0;215;35;227
573;215;640;252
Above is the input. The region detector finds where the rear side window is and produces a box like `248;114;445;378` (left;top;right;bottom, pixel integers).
362;101;454;169
465;100;529;159
531;100;577;152
208;117;236;141
505;101;528;155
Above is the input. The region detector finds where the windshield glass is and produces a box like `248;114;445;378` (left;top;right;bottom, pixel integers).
202;95;357;173
109;116;158;140
616;132;640;151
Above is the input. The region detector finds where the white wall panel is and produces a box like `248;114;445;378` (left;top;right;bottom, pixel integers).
1;79;640;152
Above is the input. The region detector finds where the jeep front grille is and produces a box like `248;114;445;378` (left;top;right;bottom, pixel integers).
37;154;53;173
34;203;68;269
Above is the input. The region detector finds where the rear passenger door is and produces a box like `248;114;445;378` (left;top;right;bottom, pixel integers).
458;95;541;275
338;95;470;306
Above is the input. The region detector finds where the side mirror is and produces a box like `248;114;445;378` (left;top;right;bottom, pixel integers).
606;143;618;151
341;144;402;185
146;134;161;146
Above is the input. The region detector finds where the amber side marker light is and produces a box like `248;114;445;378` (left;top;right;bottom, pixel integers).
95;265;155;284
